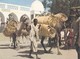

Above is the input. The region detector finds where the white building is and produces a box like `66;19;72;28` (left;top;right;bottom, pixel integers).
0;0;44;23
0;2;30;23
0;0;44;32
30;0;44;18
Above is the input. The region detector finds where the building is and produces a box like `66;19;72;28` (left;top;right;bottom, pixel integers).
0;0;44;32
0;2;30;23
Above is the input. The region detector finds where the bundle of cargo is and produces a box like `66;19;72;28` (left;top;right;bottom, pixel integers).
54;13;68;22
36;13;68;27
3;20;17;37
38;24;56;38
36;15;51;24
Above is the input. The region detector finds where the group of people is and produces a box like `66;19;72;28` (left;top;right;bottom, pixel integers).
60;28;74;48
60;15;80;59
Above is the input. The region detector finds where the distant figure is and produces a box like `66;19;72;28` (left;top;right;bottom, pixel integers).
68;29;74;48
60;30;65;45
29;19;40;59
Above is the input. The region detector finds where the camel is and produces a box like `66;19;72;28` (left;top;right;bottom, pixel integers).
3;14;31;48
35;13;68;55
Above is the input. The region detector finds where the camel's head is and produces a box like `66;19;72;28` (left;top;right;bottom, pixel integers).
20;14;30;23
54;13;68;22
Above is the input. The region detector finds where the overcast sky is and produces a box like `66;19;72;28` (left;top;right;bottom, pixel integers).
0;0;35;7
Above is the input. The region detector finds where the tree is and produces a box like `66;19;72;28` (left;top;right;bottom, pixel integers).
42;0;80;16
42;0;47;11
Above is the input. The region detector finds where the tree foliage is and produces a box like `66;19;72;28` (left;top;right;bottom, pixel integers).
42;0;80;16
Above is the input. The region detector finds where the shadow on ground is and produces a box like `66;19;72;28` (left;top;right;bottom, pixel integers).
18;49;44;54
60;46;76;50
0;44;10;49
17;49;45;58
17;54;31;58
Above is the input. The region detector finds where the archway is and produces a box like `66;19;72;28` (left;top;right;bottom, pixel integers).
0;12;5;32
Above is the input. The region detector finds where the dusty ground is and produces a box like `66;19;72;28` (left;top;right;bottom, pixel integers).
0;33;78;59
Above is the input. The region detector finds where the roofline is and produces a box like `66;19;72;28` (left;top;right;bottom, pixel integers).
0;2;30;9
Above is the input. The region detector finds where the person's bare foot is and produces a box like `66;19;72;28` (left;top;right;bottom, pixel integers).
44;50;49;53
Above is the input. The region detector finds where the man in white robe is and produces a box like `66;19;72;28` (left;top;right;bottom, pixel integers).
29;19;40;59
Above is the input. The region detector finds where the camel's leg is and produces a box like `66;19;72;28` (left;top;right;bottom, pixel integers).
12;34;16;49
57;33;62;55
41;36;48;53
21;35;25;43
22;35;24;39
29;41;33;58
16;37;20;50
24;35;28;43
23;36;26;43
48;37;54;53
9;37;13;47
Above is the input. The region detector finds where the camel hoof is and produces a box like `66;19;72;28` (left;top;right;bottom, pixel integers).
36;57;40;59
28;55;34;58
44;51;49;53
48;50;53;53
16;47;20;50
57;52;62;55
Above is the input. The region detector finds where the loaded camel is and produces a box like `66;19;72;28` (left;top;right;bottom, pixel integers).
3;14;31;48
35;13;68;55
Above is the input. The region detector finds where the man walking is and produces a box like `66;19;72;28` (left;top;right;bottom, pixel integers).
29;19;40;59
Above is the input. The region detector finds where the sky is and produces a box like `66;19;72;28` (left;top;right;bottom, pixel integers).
0;0;35;7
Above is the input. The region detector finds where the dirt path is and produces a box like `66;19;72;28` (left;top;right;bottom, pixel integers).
0;33;77;59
